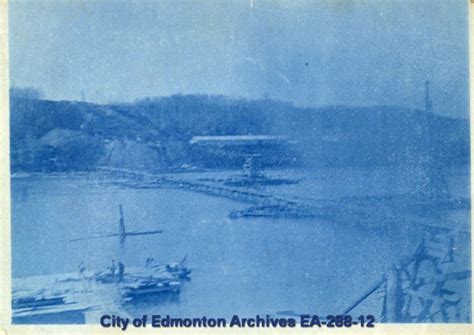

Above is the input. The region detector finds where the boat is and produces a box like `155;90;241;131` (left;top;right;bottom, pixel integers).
121;279;181;301
165;263;192;279
13;293;67;310
146;255;192;279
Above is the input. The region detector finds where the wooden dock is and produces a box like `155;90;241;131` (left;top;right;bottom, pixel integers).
12;265;183;324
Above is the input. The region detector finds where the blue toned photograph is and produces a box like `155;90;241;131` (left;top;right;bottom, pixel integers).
9;0;471;325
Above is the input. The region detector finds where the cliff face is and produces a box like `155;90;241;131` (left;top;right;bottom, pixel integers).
10;98;167;172
98;139;167;171
9;96;469;172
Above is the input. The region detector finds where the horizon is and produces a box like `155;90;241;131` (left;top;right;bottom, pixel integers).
10;87;468;120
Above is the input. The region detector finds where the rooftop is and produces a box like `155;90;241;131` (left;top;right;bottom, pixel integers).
189;135;290;145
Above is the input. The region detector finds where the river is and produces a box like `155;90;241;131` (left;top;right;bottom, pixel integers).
11;166;470;318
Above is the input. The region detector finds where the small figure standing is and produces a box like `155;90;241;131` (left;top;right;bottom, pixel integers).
78;262;86;277
78;261;89;292
118;261;125;282
110;260;116;279
119;205;126;243
146;258;156;267
78;261;86;283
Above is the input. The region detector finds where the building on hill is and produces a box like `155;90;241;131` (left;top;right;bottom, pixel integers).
189;135;299;169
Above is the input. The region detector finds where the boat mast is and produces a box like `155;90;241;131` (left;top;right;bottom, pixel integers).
119;204;126;238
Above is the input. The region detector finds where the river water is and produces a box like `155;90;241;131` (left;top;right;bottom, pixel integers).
11;166;470;318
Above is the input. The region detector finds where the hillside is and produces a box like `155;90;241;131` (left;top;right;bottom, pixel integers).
9;95;469;172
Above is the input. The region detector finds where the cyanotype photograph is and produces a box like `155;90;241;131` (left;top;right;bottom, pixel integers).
7;0;471;327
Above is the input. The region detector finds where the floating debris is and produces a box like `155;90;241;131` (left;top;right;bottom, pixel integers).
229;204;318;219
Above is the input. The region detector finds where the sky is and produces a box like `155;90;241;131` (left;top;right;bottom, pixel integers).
8;0;470;118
